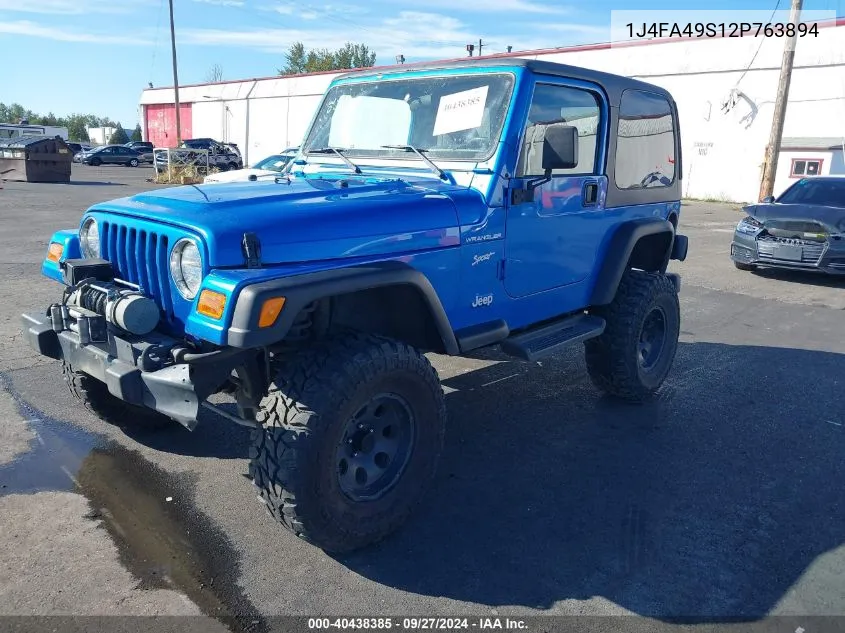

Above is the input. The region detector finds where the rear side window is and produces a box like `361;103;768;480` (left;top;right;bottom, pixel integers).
614;90;676;190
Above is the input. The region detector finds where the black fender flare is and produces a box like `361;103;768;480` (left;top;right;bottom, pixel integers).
589;217;677;306
226;260;460;354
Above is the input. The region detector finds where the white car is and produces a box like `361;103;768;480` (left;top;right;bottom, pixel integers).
203;150;298;184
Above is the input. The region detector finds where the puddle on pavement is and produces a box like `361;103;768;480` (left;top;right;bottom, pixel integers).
0;372;267;633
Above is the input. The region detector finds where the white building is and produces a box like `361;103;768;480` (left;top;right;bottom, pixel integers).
139;17;845;202
86;126;117;145
775;136;845;195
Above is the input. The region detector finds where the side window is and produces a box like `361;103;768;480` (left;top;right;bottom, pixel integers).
791;158;821;177
516;83;601;178
615;90;676;189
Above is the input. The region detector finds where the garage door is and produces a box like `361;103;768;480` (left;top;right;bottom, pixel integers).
144;103;193;148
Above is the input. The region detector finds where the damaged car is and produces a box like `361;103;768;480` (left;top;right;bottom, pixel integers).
731;176;845;275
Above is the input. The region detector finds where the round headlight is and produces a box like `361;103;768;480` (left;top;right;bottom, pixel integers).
169;239;203;300
79;218;99;258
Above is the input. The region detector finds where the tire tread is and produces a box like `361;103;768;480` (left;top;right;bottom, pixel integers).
248;332;446;552
585;270;679;402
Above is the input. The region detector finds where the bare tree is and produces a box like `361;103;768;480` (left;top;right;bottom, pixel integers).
205;64;223;83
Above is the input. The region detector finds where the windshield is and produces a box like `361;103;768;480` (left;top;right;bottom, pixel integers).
302;72;515;162
252;154;293;171
778;178;845;208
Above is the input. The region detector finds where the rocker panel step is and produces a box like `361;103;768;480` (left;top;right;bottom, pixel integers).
500;314;606;362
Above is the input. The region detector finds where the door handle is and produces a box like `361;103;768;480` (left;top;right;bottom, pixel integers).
582;182;598;206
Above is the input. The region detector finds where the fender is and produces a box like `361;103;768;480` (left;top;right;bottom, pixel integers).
589;217;678;306
226;260;460;354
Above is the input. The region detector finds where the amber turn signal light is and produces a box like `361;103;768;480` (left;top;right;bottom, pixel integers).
258;297;286;328
47;242;64;263
197;290;227;320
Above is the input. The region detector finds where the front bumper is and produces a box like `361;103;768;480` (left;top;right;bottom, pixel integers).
730;232;845;275
21;310;233;430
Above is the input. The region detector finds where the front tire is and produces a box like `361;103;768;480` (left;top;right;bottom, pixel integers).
90;158;101;166
129;158;139;167
63;363;172;431
249;333;446;553
585;270;680;402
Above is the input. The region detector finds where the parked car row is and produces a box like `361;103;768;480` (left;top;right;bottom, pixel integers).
70;136;282;173
73;144;146;167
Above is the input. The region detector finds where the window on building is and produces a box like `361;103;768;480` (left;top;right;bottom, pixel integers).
516;83;601;177
790;158;822;177
614;89;676;190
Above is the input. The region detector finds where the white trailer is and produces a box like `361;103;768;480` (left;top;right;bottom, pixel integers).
0;123;69;140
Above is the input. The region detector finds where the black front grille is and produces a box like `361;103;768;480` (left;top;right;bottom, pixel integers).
757;234;825;264
100;221;173;315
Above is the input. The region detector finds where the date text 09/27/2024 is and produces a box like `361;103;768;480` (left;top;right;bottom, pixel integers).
625;21;820;39
307;618;528;630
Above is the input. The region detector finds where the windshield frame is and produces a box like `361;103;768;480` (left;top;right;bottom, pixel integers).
300;69;518;167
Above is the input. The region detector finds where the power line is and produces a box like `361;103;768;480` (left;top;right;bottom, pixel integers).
149;0;165;84
735;0;782;87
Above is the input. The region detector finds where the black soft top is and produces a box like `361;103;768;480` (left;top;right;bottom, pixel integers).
336;58;673;106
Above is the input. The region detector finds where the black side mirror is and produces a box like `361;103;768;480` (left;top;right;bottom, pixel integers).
540;123;579;173
512;122;579;204
762;195;775;203
522;122;579;178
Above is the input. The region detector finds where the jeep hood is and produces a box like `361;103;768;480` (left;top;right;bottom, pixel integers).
745;202;845;235
89;176;472;267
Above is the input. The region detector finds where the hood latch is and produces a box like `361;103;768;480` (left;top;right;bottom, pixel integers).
242;232;262;269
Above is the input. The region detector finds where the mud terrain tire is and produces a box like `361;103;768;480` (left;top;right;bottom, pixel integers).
585;270;680;402
249;333;446;553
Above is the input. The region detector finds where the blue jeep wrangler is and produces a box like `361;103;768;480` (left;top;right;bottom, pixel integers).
22;59;688;552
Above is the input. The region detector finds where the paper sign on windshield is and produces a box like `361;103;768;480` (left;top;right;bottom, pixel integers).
432;86;489;136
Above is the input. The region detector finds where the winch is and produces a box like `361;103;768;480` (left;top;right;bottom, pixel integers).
65;281;160;336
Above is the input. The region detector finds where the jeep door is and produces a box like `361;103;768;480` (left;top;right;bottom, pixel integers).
503;77;608;298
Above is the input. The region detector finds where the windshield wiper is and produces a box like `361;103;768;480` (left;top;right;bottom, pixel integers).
381;145;448;181
306;147;361;174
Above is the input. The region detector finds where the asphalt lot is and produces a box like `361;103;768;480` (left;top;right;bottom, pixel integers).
2;164;845;630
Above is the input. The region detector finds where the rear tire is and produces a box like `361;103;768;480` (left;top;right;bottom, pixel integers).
249;333;446;553
734;261;756;271
585;270;680;402
63;363;172;431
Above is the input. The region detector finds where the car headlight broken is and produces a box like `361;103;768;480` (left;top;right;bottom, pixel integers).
736;216;763;235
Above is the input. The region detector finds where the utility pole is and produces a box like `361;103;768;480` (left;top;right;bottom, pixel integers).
758;0;803;201
168;0;182;147
478;39;484;56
